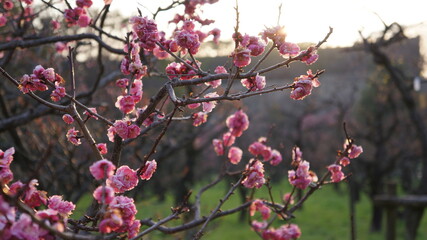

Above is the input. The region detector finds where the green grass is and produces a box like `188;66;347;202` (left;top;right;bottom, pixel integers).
72;181;427;239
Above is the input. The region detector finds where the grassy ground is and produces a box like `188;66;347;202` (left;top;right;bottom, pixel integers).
73;180;427;239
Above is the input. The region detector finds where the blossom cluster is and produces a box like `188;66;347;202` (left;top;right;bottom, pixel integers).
326;140;363;183
0;0;33;27
0;148;76;239
18;65;65;102
89;159;157;237
64;0;92;27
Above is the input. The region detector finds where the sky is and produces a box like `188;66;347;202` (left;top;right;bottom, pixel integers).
97;0;427;47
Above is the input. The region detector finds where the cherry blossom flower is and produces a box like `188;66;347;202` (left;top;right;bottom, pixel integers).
204;65;226;88
243;35;265;56
107;120;140;141
96;143;108;155
51;86;66;102
139;160;157;180
175;30;200;54
116;78;129;88
42;68;55;82
51;20;60;30
93;185;115;204
327;164;345;183
249;199;271;220
228;146;243;164
251;220;267;233
0;166;13;185
3;1;14;11
348;144;363;159
192;112;208;127
47;195;75;216
18;74;48;93
76;0;93;8
187;100;201;109
0;147;15;167
242;159;265;189
339;156;350;166
202;92;219;113
222;132;235;147
300;46;319;65
107;165;139;193
99;209;123;234
261;26;286;45
290;70;320;100
55;42;67;53
269;149;282;166
89;159;116;180
208;28;221;44
232;47;251;68
36;209;65;238
292;146;303;166
279;42;300;57
130;16;159;50
0;14;7;27
10;214;40;240
226;109;249;137
288;160;315;189
212;139;224;156
115;95;136;114
66;127;81;146
241;74;266;91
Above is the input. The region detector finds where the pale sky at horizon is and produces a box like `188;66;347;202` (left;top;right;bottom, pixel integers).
98;0;427;47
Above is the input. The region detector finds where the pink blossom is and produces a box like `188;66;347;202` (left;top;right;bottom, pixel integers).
18;74;48;93
0;147;15;167
76;0;93;8
261;26;286;45
269;149;282;166
228;147;243;164
292;146;303;166
251;220;267;233
36;209;65;238
96;143;108;155
20;179;47;208
130;16;159;50
116;78;129;88
244;36;265;56
328;164;345;183
279;42;300;57
83;107;98;120
139;160;157;180
115;95;136;114
288;160;314;189
175;30;200;54
0;166;13;185
277;224;302;239
339;156;350;166
10;214;40;240
242;159;265;189
93;185;115;204
51;86;66;102
202;92;219;113
153;47;169;59
300;46;319;65
110;196;137;221
51;20;60;30
55;42;67;53
212;139;224;156
232;47;251;68
128;220;141;238
290;70;320;100
187;100;201;109
204;65;226;88
249;199;271;220
62;114;74;124
107;120;140;141
226;109;250;137
77;14;91;27
107;165;139;193
128;79;143;103
42;68;55;82
222;132;235;147
241;74;266;91
348;144;363;159
99;210;123;234
89;159;116;180
66;127;81;146
208;28;221;44
3;1;14;11
192;112;208;127
48;195;75;216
